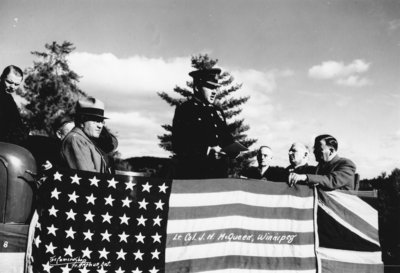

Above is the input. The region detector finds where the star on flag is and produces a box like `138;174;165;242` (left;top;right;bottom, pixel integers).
31;168;170;272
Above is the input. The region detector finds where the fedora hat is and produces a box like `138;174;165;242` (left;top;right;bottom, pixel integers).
189;68;222;88
76;97;108;119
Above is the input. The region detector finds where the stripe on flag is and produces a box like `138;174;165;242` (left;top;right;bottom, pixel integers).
165;179;316;272
318;190;379;245
316;189;384;273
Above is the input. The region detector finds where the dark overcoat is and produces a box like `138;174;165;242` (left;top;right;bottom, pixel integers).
0;91;27;145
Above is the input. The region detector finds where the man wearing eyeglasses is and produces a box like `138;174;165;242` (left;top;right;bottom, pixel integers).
0;65;28;145
61;97;114;173
288;134;356;190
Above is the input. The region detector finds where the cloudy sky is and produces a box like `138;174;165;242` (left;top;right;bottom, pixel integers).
1;0;399;178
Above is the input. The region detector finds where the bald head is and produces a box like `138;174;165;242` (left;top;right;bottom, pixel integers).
288;142;309;168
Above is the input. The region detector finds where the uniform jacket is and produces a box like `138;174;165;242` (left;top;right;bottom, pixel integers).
0;91;27;145
61;127;108;173
172;96;234;178
306;155;356;190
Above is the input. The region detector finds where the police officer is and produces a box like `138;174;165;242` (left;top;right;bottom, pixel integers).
172;67;234;179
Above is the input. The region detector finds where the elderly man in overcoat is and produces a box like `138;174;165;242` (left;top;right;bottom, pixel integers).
61;97;117;174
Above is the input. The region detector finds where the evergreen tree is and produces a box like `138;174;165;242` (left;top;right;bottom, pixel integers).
157;54;257;175
19;41;86;136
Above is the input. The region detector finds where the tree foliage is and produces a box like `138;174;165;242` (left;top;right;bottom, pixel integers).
361;169;400;264
157;54;257;175
375;169;400;261
20;41;86;136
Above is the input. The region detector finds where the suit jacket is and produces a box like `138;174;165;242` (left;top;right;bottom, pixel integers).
172;96;234;179
241;166;286;182
306;155;356;190
286;164;317;175
0;91;28;145
61;127;108;173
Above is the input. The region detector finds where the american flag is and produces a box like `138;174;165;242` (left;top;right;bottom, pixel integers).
32;167;171;273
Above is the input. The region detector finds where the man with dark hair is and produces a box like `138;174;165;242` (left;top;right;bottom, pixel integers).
0;65;28;145
61;97;117;173
172;67;240;179
288;134;356;190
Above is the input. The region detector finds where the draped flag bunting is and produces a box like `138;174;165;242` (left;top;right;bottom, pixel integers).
316;190;384;273
30;166;383;272
165;178;316;272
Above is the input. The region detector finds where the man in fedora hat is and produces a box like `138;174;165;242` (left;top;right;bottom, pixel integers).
61;97;116;173
172;67;237;179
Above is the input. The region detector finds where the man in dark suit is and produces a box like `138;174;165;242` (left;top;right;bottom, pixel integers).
0;65;28;146
172;67;235;179
286;142;316;175
288;134;356;190
241;146;285;181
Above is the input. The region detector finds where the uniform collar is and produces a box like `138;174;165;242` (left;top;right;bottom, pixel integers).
192;95;212;106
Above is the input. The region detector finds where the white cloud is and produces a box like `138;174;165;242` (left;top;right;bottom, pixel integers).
68;52;190;111
388;19;400;31
229;68;299;165
69;52;190;93
231;69;276;122
308;59;371;87
106;111;170;158
232;68;293;119
336;75;371;87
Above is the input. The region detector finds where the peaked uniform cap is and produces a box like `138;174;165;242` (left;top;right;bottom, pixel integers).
76;97;108;119
189;68;222;88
